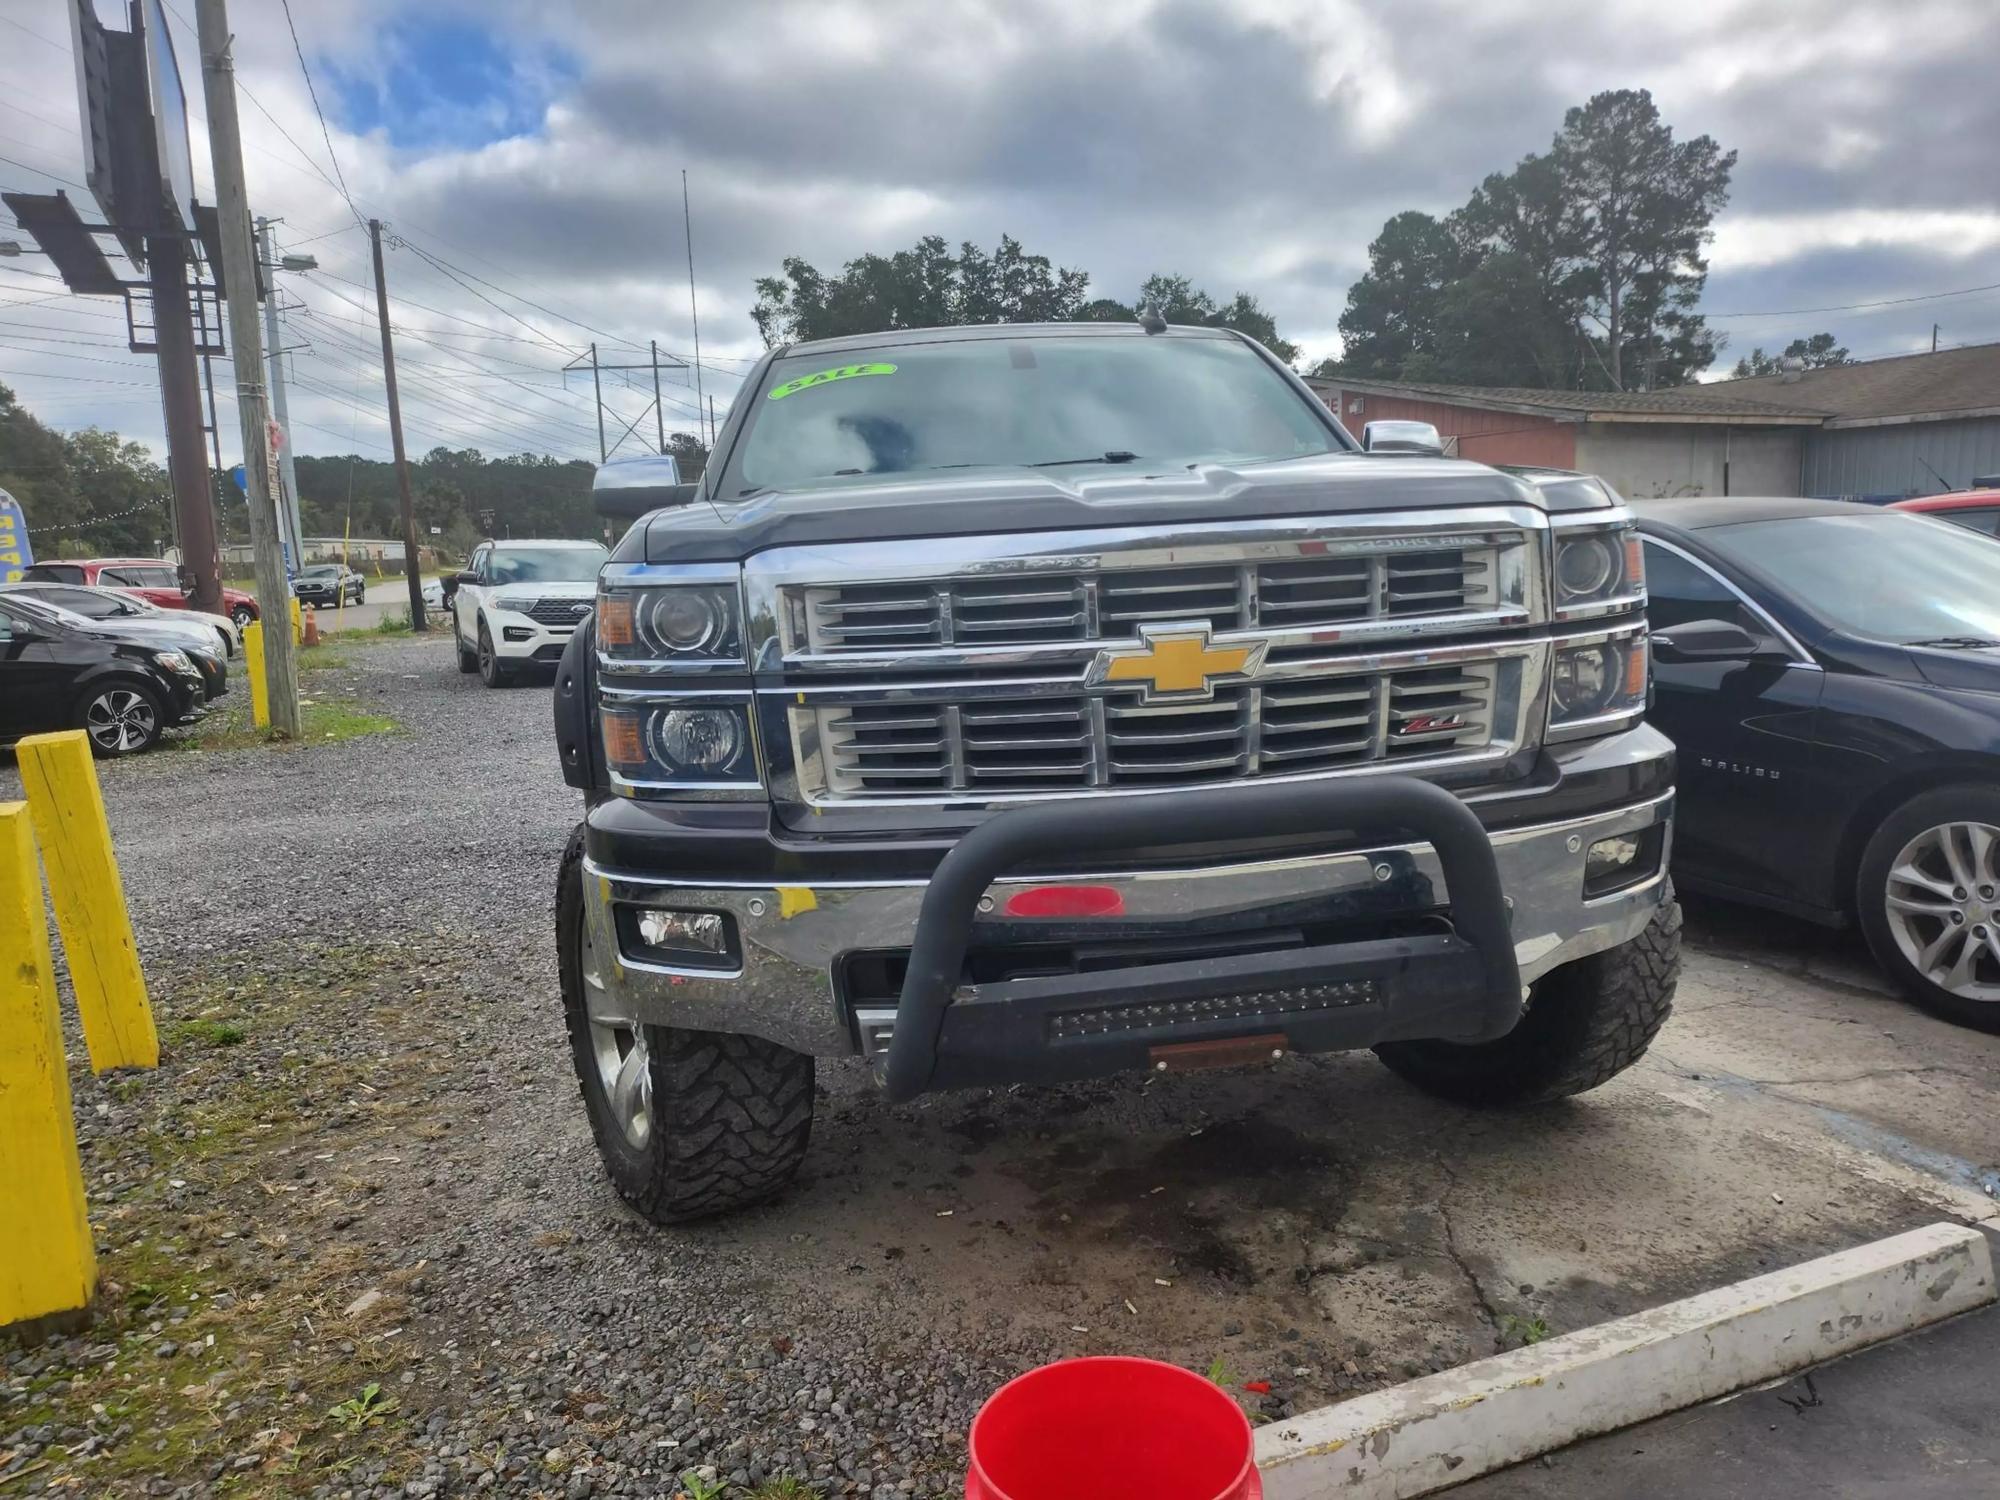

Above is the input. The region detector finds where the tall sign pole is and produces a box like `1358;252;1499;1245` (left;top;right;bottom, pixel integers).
195;0;300;734
147;235;222;613
257;216;305;568
369;219;427;630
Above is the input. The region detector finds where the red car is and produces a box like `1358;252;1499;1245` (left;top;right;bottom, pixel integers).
20;557;262;627
1890;488;2000;537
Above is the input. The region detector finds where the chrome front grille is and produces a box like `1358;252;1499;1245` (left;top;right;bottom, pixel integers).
803;660;1509;798
798;545;1498;653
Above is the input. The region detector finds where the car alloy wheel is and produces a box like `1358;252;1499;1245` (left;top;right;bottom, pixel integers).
231;605;254;627
1882;820;2000;1004
85;687;157;753
579;909;653;1150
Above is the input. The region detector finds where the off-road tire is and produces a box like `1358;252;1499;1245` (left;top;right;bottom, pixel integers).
1855;785;2000;1033
557;829;815;1223
1375;887;1681;1107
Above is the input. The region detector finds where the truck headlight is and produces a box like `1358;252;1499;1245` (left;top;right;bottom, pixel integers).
1548;632;1647;737
601;701;760;790
598;585;743;662
1551;522;1644;620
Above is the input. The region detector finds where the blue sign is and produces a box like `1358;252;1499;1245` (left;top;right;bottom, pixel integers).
0;488;30;583
230;464;248;493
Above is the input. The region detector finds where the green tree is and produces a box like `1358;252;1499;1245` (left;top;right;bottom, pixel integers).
1335;91;1734;390
1335;211;1466;378
1554;88;1735;389
751;239;1300;361
1731;332;1851;378
751;234;1091;347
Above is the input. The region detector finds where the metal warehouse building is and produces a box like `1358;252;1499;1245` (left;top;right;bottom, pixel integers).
1307;340;2000;501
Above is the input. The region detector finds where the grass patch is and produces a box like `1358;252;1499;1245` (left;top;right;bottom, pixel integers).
176;697;399;753
746;1479;814;1500
166;1017;247;1048
365;609;413;636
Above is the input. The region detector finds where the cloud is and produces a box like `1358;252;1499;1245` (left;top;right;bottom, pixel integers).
1;0;1997;472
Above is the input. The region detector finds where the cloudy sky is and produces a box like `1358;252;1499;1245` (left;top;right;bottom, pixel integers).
3;0;1998;469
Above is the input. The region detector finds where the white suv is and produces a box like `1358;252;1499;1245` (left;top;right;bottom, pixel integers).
450;539;609;687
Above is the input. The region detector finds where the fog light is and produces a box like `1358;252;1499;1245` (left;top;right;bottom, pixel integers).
638;908;728;955
502;625;533;642
1583;827;1662;897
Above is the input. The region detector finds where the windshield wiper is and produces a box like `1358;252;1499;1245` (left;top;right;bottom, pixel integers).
1031;451;1142;467
1909;636;2000;649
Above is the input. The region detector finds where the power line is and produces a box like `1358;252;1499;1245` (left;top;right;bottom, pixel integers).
1708;280;2000;319
276;0;365;230
0;153;88;192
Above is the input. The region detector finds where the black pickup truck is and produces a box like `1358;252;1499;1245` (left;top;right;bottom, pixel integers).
553;320;1680;1223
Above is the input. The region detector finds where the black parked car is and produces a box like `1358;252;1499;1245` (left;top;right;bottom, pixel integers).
1633;495;2000;1030
0;593;208;756
292;563;366;608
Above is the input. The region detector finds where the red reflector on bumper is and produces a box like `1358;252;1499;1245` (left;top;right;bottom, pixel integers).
1003;884;1126;918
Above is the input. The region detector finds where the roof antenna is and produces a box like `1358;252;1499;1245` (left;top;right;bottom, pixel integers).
1137;300;1167;335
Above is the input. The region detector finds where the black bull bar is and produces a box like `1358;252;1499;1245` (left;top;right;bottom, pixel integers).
875;775;1523;1101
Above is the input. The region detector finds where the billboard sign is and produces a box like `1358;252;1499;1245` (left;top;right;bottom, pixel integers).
142;0;196;234
0;489;33;582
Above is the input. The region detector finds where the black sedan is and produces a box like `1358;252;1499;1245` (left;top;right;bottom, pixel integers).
1634;495;2000;1030
0;593;208;755
292;563;366;608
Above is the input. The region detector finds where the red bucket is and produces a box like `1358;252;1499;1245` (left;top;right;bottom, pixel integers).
965;1356;1261;1500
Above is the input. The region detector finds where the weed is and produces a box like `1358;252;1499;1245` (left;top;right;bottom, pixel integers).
177;696;399;752
1499;1313;1550;1347
1205;1356;1237;1387
748;1479;813;1500
368;609;413;635
167;1017;247;1048
327;1383;397;1432
678;1470;728;1500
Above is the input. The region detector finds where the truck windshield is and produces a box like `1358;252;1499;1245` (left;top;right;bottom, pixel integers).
728;332;1339;495
1713;511;2000;644
487;546;608;584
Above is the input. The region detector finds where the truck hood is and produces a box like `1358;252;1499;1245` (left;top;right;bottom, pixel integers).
632;452;1580;565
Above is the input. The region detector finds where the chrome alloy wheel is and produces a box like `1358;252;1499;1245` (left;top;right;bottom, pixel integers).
1883;820;2000;1004
84;688;157;753
580;911;653;1149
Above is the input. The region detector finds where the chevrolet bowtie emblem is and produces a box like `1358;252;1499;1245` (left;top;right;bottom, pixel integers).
1088;622;1269;702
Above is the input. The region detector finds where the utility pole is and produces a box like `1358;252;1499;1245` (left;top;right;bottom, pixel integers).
1933;323;1941;354
651;340;665;456
257;217;305;569
708;396;716;450
588;342;605;461
196;0;300;734
682;170;705;443
369;219;428;631
147;235;222;615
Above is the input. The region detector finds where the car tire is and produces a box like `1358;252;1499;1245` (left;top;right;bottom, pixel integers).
1374;887;1681;1107
231;604;255;628
557;828;815;1223
76;679;166;757
1856;786;2000;1033
476;619;511;687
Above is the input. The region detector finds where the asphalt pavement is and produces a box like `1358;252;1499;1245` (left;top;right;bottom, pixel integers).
1456;1282;2000;1497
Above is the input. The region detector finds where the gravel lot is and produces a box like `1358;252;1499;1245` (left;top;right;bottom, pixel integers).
3;633;1997;1499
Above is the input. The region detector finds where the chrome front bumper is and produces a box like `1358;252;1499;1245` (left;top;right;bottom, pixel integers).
581;791;1673;1058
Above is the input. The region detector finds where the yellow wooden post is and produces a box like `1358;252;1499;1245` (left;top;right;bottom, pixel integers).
243;619;269;728
15;731;157;1072
0;802;97;1330
289;595;303;644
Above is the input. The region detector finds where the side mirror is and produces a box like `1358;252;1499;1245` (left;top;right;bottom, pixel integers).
1652;618;1778;663
595;481;698;521
1362;419;1445;457
450;570;480;587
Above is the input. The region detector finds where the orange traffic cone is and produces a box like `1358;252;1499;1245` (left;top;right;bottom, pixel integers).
303;605;320;647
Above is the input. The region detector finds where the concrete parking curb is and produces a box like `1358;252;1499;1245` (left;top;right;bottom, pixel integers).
1255;1221;1995;1499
